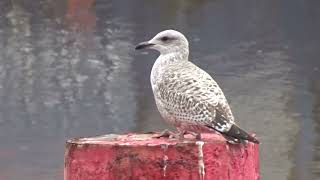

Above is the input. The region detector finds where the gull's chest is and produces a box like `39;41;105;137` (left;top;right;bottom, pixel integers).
150;58;171;89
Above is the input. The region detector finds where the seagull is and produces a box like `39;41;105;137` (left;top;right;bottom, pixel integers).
135;30;259;144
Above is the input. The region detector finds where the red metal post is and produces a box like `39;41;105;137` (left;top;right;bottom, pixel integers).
64;133;259;180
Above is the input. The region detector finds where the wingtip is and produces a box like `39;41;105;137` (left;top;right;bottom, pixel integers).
225;124;260;144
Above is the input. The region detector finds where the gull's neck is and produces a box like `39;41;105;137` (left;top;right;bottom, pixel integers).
158;48;189;63
151;48;189;86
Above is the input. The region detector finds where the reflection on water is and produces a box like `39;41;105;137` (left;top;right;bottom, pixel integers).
0;0;319;179
312;80;320;178
203;42;299;180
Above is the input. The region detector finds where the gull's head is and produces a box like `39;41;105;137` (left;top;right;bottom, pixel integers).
135;30;189;56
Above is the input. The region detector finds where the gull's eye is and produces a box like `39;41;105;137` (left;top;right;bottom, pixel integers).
160;36;169;42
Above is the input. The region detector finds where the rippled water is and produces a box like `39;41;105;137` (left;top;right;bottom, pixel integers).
0;0;319;179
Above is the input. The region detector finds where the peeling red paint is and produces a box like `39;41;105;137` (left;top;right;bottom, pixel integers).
64;133;259;180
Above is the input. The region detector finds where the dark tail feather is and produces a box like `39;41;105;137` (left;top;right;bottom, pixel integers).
224;124;259;144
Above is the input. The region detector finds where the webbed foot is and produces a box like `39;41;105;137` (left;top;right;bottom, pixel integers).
153;129;186;141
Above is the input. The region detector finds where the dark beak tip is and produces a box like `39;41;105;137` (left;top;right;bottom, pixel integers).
135;42;154;50
135;44;144;50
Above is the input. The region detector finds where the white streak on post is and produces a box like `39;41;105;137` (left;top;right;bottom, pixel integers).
196;141;205;180
162;155;168;177
161;144;169;177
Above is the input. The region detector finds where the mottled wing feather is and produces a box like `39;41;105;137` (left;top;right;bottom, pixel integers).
158;84;212;124
155;61;234;132
211;108;234;132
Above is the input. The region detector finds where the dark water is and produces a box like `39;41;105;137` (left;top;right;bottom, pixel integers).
0;0;319;179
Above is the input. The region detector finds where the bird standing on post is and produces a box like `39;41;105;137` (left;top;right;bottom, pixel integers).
135;30;259;144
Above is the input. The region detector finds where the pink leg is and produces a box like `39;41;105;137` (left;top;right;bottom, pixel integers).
195;133;202;140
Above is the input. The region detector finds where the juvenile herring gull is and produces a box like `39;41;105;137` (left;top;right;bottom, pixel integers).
135;30;259;144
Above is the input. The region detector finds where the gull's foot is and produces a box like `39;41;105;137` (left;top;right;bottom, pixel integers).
185;131;202;140
152;129;176;139
153;129;186;141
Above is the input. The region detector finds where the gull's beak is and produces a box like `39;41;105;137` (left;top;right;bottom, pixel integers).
135;41;155;50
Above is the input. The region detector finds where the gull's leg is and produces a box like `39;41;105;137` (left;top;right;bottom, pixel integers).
176;129;186;141
195;133;202;140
